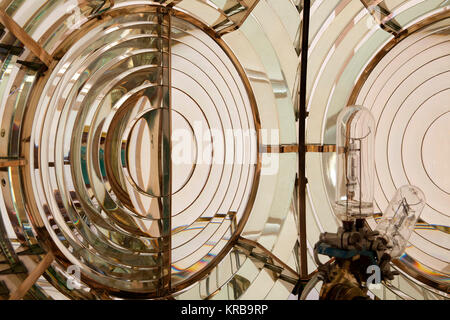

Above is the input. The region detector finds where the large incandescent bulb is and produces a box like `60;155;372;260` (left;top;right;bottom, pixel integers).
375;185;426;258
334;106;375;221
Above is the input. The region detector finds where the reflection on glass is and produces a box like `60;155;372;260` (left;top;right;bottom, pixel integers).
376;185;426;258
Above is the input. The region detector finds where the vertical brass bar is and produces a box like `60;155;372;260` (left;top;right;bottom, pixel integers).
155;7;172;296
298;0;310;280
167;8;172;293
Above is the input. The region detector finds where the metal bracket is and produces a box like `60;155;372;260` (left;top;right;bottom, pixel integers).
16;60;48;75
360;0;402;35
17;244;45;256
88;0;115;19
0;43;24;56
211;0;260;37
0;262;28;275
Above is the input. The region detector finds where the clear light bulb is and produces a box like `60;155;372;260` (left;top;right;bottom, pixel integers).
334;106;375;221
375;185;426;258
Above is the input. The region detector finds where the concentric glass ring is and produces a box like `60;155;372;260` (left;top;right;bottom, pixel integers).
23;5;259;297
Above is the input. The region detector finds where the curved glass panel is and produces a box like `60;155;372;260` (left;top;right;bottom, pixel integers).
0;0;299;299
305;0;449;297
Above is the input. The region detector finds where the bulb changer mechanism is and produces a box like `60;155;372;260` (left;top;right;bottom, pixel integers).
305;185;425;300
312;219;397;300
298;107;425;300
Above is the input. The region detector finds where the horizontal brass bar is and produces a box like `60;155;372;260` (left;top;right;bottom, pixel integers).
305;144;336;153
262;144;299;153
0;159;27;168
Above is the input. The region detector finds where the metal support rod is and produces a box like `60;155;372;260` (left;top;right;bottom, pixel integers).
298;0;310;280
0;10;53;67
8;252;54;300
238;237;299;277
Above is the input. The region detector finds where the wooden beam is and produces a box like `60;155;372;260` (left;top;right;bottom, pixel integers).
0;1;10;11
0;10;53;67
8;252;54;300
